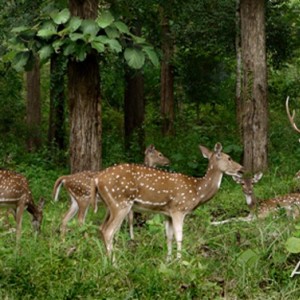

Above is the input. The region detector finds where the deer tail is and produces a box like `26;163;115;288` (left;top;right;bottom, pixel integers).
53;176;65;202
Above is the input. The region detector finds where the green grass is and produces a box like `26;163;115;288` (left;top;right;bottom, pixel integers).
0;170;300;299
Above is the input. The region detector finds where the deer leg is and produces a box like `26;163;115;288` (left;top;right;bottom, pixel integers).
128;210;134;240
15;204;25;240
77;198;89;226
165;216;174;261
171;212;185;260
60;197;79;236
101;206;132;258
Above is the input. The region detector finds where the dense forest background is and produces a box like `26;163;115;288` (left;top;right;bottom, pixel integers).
1;0;300;299
0;0;299;175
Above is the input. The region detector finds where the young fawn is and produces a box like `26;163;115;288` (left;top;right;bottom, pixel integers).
91;143;243;261
211;172;300;225
0;169;44;239
53;145;169;237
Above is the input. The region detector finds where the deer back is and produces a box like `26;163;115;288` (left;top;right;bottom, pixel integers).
0;170;33;206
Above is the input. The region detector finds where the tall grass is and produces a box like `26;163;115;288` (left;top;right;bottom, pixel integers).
0;167;300;299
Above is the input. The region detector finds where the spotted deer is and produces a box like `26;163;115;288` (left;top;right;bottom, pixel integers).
211;172;300;225
91;143;243;261
53;144;169;237
0;170;44;239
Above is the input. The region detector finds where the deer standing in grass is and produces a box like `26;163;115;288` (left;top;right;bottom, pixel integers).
91;143;243;261
211;173;300;225
53;145;169;237
0;170;44;239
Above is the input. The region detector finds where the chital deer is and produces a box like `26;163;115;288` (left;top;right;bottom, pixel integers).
91;143;243;261
211;172;300;225
53;144;169;237
0;170;44;239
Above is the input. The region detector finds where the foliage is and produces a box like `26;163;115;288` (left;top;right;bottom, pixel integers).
8;8;158;71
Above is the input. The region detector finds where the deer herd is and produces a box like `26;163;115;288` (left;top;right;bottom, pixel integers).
1;97;300;261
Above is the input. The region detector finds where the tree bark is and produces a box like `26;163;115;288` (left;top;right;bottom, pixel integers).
235;0;242;135
68;0;101;173
240;0;268;173
124;68;145;156
48;54;66;150
160;6;174;136
26;57;41;152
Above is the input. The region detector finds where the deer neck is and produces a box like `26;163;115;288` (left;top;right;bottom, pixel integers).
26;201;39;220
196;163;223;204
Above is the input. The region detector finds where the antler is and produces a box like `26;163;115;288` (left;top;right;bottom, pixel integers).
286;96;300;134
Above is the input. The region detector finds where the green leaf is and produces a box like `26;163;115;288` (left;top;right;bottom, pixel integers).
107;39;122;53
286;237;300;253
237;249;260;267
113;21;130;34
51;8;70;25
37;29;57;39
96;11;114;28
69;33;84;42
66;16;82;33
12;51;30;71
104;27;120;39
81;19;99;37
11;26;30;33
124;48;145;69
95;35;110;44
143;46;159;67
52;39;64;52
38;45;53;61
58;17;82;36
91;40;105;53
63;43;76;56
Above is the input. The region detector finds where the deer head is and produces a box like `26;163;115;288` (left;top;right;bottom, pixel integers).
232;172;263;208
144;144;170;167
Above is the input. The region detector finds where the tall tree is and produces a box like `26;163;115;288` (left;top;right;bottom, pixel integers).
240;0;268;173
68;0;101;173
48;54;67;150
26;57;41;152
124;67;145;155
159;5;174;136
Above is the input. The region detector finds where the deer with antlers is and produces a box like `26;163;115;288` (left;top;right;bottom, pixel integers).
53;145;170;237
211;172;300;225
91;143;243;261
0;169;44;239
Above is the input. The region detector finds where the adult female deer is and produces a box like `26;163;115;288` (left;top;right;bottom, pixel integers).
91;143;243;261
0;170;44;239
53;145;169;237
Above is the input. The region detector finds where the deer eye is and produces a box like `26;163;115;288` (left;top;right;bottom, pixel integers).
228;157;232;161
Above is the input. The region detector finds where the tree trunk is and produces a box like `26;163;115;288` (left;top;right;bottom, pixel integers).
235;0;242;135
48;54;66;150
68;0;101;173
26;57;41;152
160;6;174;136
240;0;268;173
124;68;145;157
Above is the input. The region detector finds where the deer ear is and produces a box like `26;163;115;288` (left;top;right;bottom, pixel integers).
199;145;212;159
232;175;243;184
145;144;155;155
214;143;222;159
252;172;263;183
214;142;222;153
